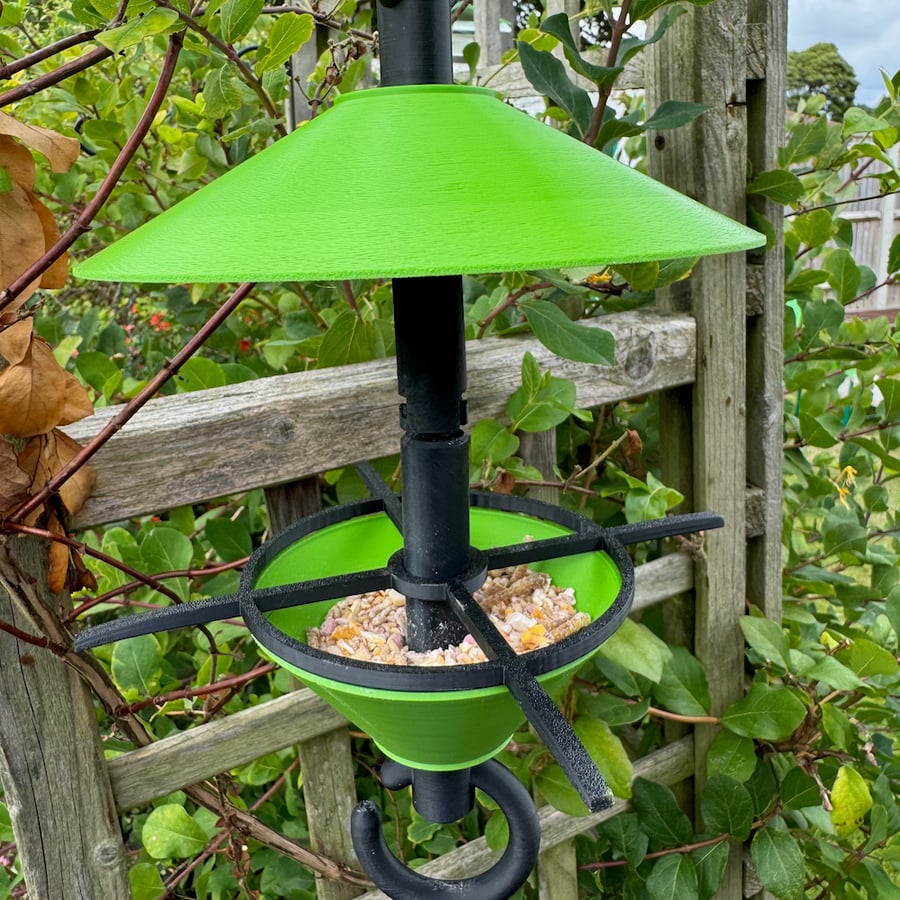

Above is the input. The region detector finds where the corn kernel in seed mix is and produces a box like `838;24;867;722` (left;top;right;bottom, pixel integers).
307;564;590;666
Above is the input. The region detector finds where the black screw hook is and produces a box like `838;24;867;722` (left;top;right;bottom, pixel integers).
351;759;541;899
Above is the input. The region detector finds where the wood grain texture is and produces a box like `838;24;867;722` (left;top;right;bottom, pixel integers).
647;2;752;895
65;310;696;528
356;737;694;898
107;688;347;812
745;0;786;622
0;536;131;899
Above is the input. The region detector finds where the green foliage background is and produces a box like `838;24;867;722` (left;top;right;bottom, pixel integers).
1;1;899;898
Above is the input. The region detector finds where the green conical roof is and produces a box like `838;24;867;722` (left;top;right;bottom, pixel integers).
75;84;763;284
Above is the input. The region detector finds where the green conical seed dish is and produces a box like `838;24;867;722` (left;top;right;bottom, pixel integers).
247;506;627;770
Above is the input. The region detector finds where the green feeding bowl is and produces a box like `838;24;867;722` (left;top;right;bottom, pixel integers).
240;495;633;770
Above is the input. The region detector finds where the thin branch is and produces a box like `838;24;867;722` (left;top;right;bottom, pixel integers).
475;280;552;338
584;0;633;148
3;522;185;606
785;189;899;217
581;832;730;870
0;28;103;79
5;281;255;523
0;45;114;108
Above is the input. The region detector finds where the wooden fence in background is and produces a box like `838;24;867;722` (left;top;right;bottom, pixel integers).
0;1;786;897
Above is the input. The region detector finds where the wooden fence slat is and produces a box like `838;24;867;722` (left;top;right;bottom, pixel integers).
107;688;347;812
745;0;786;624
65;310;696;528
355;736;695;898
647;2;753;895
0;536;131;898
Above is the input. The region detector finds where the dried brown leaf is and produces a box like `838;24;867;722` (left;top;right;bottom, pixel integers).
29;194;67;289
0;182;43;304
0;111;80;174
46;510;69;595
0;318;34;365
0;134;37;190
0;436;31;514
18;430;95;520
0;331;67;436
45;429;95;517
58;370;94;426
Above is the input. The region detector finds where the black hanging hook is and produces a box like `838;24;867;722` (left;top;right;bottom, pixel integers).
352;759;541;900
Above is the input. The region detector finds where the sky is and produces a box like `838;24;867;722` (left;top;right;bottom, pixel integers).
787;0;900;107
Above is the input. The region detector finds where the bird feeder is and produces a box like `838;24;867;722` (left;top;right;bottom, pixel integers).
75;2;763;896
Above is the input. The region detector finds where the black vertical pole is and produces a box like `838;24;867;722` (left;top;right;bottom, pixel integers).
376;0;471;651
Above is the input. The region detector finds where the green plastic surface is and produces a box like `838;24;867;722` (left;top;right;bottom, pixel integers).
254;507;622;769
76;85;764;284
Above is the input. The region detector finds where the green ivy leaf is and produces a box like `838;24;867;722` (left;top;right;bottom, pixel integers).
506;355;583;432
692;839;730;898
469;419;519;474
573;716;634;799
722;683;807;740
538;13;623;87
203;66;244;120
841;107;892;137
778;116;829;167
97;8;180;53
646;853;699;900
317;311;375;368
835;635;899;678
740;616;790;669
205;517;252;562
175;356;227;392
822;248;861;304
220;0;264;42
256;13;314;74
142;804;209;859
631;777;694;847
533;762;587;817
612;261;659;292
706;729;757;783
129;862;165;900
750;827;805;900
700;774;754;840
597;813;648;868
517;41;593;137
595;618;671;683
780;766;820;810
644;100;711;131
651;645;711;716
484;811;509;851
76;350;123;401
111;633;163;696
887;233;900;275
792;208;834;249
747;169;805;205
520;299;615;365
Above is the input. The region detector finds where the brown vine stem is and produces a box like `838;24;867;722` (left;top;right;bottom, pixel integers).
6;281;256;524
66;558;248;621
2;522;185;605
584;0;633;148
0;28;103;79
0;618;67;655
0;45;114;107
475;280;552;338
0;29;186;314
580;832;730;870
116;661;277;715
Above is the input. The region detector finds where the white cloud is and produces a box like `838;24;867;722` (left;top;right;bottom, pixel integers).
788;0;900;106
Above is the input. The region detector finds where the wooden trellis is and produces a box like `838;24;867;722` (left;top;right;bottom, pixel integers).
0;1;785;896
